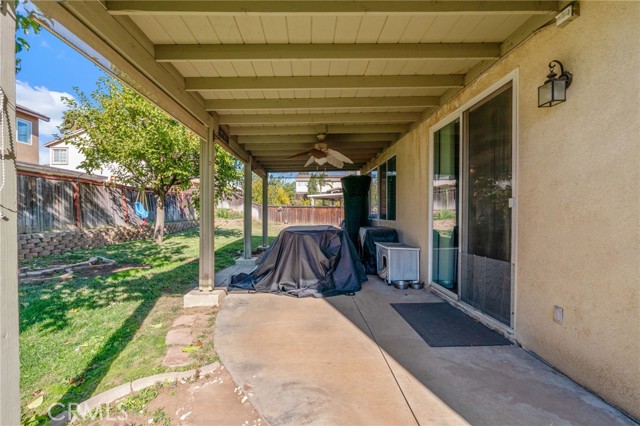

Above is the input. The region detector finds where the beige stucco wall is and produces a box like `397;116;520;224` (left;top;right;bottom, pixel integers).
364;2;640;418
15;111;40;164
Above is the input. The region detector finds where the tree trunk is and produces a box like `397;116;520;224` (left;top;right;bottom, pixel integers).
154;194;166;243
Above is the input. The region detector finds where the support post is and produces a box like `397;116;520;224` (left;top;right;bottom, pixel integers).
262;173;268;247
243;157;252;259
198;127;215;291
0;2;21;424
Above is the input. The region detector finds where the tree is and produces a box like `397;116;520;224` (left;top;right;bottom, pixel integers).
61;77;242;242
212;144;243;203
307;173;327;195
252;176;294;206
14;1;42;73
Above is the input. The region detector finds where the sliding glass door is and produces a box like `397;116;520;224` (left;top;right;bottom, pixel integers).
431;119;460;293
430;83;514;327
461;84;513;326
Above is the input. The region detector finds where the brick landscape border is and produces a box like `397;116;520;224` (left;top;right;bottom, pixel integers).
18;220;199;261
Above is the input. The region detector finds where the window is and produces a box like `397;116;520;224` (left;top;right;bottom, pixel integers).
52;148;69;165
387;157;397;221
368;169;378;219
368;155;397;221
17;119;32;144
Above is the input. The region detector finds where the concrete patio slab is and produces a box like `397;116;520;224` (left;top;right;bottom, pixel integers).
214;263;255;287
215;276;635;426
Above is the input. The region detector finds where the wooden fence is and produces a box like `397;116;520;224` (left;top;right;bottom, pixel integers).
433;187;457;211
17;170;196;234
260;205;343;226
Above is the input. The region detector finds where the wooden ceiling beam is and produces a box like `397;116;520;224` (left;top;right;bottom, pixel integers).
156;43;500;62
260;154;374;160
250;149;383;158
219;112;420;125
238;134;397;144
206;96;439;111
107;1;558;16
229;124;409;136
267;167;363;173
243;141;390;151
186;75;464;91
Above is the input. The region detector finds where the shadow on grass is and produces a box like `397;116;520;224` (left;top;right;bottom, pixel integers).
20;242;191;333
214;235;277;271
213;226;243;240
20;227;274;418
54;259;199;410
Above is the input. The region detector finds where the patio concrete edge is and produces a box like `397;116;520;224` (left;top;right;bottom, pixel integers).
73;362;221;419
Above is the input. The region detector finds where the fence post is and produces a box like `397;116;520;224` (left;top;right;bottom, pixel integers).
72;182;82;229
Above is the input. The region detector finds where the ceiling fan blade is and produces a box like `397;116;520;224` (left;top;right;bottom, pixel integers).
315;157;328;165
326;149;353;164
287;150;311;159
326;156;344;169
304;156;316;167
309;148;328;158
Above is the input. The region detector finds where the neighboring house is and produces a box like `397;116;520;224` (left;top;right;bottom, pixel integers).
295;173;344;196
44;130;110;177
15;105;50;165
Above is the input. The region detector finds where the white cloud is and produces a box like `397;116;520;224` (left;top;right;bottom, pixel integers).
16;80;74;163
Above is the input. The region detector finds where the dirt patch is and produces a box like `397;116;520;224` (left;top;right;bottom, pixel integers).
84;365;263;426
164;307;219;368
73;264;152;279
20;262;152;284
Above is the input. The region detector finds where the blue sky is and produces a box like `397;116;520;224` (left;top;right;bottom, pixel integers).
17;23;104;162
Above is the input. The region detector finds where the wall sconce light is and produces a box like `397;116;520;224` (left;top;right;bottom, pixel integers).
538;60;572;107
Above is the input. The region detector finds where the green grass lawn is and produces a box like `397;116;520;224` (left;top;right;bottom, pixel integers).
19;219;279;423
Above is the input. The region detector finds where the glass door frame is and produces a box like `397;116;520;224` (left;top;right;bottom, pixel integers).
428;116;462;302
428;70;519;332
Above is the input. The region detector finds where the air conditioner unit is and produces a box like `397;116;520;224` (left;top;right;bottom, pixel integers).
375;242;420;283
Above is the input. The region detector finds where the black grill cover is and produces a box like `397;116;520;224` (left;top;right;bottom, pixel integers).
359;226;399;274
230;225;367;297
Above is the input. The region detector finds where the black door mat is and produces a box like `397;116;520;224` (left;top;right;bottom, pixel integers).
391;302;512;347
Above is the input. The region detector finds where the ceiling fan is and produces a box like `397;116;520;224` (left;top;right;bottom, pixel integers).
287;134;354;169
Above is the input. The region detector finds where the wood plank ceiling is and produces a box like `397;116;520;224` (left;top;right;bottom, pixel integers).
105;1;558;172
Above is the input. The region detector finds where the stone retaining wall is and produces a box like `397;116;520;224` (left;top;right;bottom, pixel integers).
18;220;199;261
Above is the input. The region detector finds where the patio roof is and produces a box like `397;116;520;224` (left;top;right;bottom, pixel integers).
34;1;559;173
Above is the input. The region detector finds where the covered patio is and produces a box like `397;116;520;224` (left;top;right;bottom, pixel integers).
1;1;638;424
216;273;632;425
22;0;564;289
